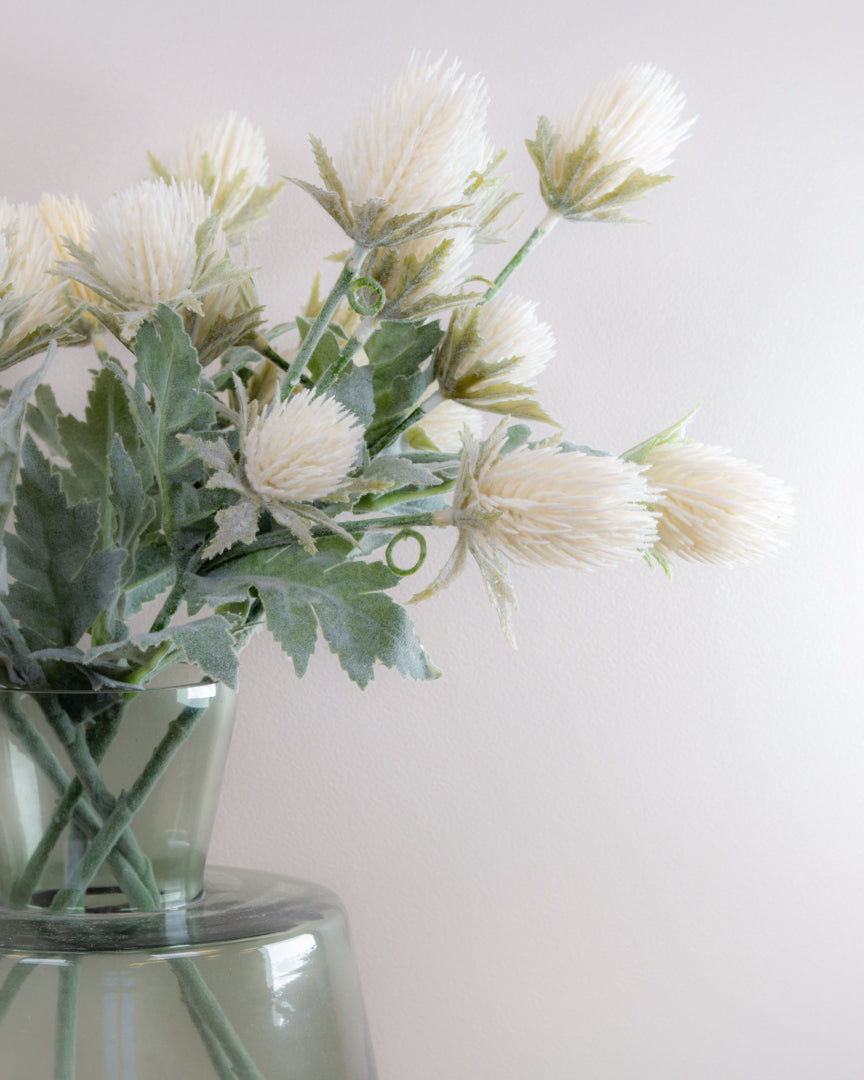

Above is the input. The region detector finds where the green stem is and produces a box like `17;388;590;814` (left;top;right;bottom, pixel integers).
368;406;426;457
281;248;368;396
48;705;202;911
10;706;126;907
4;699;161;908
353;481;455;514
42;700;161;901
53;960;81;1080
0;962;32;1026
314;329;367;394
482;210;559;303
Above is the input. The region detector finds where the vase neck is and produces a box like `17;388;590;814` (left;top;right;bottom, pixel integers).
0;678;237;914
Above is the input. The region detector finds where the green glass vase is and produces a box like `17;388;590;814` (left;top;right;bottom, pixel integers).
0;673;378;1079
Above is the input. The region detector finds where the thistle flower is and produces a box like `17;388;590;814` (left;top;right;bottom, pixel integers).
180;385;364;558
56;180;242;336
0;199;66;348
415;424;657;643
364;224;477;323
295;54;494;249
527;64;694;222
160;113;283;239
405;399;485;453
244;390;362;503
641;441;794;565
434;292;556;421
38;193;100;307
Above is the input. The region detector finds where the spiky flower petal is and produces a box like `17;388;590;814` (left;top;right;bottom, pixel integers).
244;389;363;503
529;64;693;222
643;442;793;565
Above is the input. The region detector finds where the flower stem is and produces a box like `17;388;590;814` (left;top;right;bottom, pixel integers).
48;705;202;911
482;210;559;303
367;406;426;457
10;706;126;907
53;960;81;1080
281;247;368;396
315;320;373;395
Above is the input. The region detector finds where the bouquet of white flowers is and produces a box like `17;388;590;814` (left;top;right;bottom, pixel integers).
0;52;795;1080
0;56;791;696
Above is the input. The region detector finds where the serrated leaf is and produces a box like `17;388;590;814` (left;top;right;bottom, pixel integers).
0;348;52;534
364;321;442;444
5;436;126;648
362;455;444;491
112;306;217;558
25;382;65;457
186;538;437;687
124;538;175;616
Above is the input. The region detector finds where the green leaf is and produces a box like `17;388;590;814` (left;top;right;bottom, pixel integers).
25;382;65;458
5;436;126;648
0;348;52;534
364;321;442;446
187;538;437;687
123;538;175;617
110;306;216;557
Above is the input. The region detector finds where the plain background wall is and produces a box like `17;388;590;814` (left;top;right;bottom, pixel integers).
4;0;863;1077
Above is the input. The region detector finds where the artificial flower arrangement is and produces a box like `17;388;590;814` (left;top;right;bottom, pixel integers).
0;53;793;1080
0;55;791;695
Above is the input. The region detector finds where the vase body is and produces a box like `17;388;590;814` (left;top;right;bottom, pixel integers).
0;675;378;1079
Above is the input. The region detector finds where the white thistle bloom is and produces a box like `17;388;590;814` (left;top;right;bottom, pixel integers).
167;113;277;236
244;389;362;503
0;199;65;345
338;53;492;218
529;64;694;221
643;442;794;565
415;424;657;643
368;224;477;323
38;193;99;306
436;292;555;419
85;179;225;310
473;444;657;569
406;400;485;453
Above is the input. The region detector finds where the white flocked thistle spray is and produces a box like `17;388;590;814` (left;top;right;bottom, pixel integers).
0;51;791;688
0;54;793;1076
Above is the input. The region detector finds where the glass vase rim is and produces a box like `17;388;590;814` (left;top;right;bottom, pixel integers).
0;666;226;697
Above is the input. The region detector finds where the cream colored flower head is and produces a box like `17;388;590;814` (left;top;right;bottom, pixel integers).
244;389;363;503
296;54;494;250
414;424;657;644
435;292;556;421
339;53;492;217
0;198;65;346
165;113;280;238
365;223;477;323
38;193;100;307
180;385;365;559
642;441;794;565
471;442;657;570
405;399;485;453
528;63;694;222
83;179;224;310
